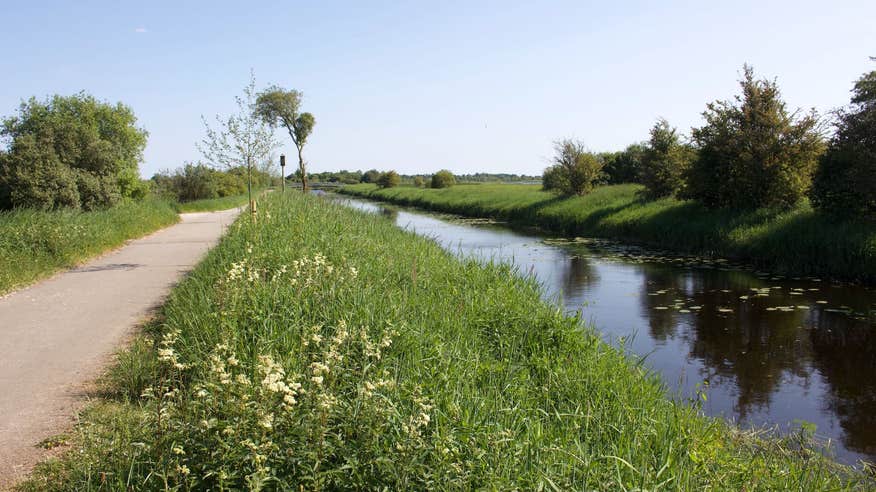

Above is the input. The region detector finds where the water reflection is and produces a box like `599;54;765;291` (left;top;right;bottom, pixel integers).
335;196;876;465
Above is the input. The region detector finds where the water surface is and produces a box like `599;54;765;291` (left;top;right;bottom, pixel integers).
337;196;876;465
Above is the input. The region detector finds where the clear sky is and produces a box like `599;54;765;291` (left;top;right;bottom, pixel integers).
1;1;874;177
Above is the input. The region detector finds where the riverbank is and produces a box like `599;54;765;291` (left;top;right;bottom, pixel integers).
0;199;179;295
22;192;868;490
341;183;876;283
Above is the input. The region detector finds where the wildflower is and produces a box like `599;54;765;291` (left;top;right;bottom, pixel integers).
259;413;274;430
172;445;185;455
311;376;324;386
236;374;251;386
176;464;190;476
196;388;208;398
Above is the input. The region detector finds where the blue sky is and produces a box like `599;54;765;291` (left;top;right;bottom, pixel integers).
1;1;874;177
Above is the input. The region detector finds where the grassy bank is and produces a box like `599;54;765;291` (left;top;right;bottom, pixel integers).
23;192;868;490
342;183;876;283
0;199;178;295
174;193;252;213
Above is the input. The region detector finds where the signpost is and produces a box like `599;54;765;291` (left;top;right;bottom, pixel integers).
280;154;286;192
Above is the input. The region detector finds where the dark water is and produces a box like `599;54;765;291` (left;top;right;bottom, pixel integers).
336;196;876;466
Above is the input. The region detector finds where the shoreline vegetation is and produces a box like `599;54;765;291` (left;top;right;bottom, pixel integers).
0;199;178;295
339;183;876;284
22;192;871;490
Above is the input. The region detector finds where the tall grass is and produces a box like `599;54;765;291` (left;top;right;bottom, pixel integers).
0;199;178;294
342;183;876;283
174;193;252;213
22;192;869;490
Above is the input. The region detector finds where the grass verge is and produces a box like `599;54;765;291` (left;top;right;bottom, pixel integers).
0;198;178;295
341;183;876;283
174;193;252;213
21;192;870;490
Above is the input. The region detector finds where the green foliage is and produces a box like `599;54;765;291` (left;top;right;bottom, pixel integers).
811;69;876;218
361;169;381;183
686;65;825;209
0;92;148;210
377;170;401;188
412;175;426;187
342;183;876;282
640;119;693;198
601;143;646;184
0;198;177;294
254;85;315;189
430;169;456;189
25;193;869;490
152;164;251;203
542;139;603;196
174;194;251;213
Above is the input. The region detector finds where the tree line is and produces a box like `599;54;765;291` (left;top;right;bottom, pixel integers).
543;64;876;218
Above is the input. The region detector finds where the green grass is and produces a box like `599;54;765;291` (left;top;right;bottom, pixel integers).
173;193;252;213
342;183;876;283
0;199;179;295
21;192;870;490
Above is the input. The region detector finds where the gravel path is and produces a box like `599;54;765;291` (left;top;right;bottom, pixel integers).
0;209;239;488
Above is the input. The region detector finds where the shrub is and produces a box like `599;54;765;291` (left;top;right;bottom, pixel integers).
412;176;426;188
811;69;876;218
0;93;148;210
542;139;603;196
376;170;400;188
361;169;380;183
602;143;646;184
686;65;825;209
430;170;456;189
640;119;693;198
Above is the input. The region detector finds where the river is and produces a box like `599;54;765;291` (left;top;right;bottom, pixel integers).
335;195;876;465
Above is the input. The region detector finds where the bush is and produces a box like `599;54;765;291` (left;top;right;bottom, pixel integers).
0;93;148;210
361;169;380;183
376;170;400;188
430;170;456;189
811;69;876;218
686;65;825;209
542;139;603;196
412;176;426;188
640;119;693;198
602;143;646;184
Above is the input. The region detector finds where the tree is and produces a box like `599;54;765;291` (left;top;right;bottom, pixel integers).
686;65;825;209
376;170;400;188
640;119;693;198
0;92;148;210
412;176;426;187
431;170;456;189
199;72;278;212
361;169;380;183
254;86;316;192
811;68;876;218
602;143;646;184
542;139;603;196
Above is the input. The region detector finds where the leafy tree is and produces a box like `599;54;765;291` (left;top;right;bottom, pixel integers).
377;170;401;188
686;65;825;209
542;139;603;196
412;176;426;188
254;86;316;192
199;72;278;209
602;143;646;184
811;68;876;218
541;164;568;192
640;119;693;198
361;169;380;183
0;92;148;210
430;170;456;189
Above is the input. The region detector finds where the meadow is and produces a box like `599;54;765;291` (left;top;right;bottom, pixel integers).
22;192;870;490
341;183;876;283
0;199;178;295
174;193;251;213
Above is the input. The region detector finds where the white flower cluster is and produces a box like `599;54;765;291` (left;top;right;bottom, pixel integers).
258;354;303;409
157;328;187;370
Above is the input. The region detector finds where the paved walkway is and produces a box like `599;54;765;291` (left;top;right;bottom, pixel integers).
0;209;239;488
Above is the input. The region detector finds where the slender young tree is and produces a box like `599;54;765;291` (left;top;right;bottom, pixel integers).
198;71;278;213
254;87;316;192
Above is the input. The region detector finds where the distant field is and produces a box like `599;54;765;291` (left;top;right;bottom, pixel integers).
174;193;251;213
341;183;876;283
0;199;178;294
